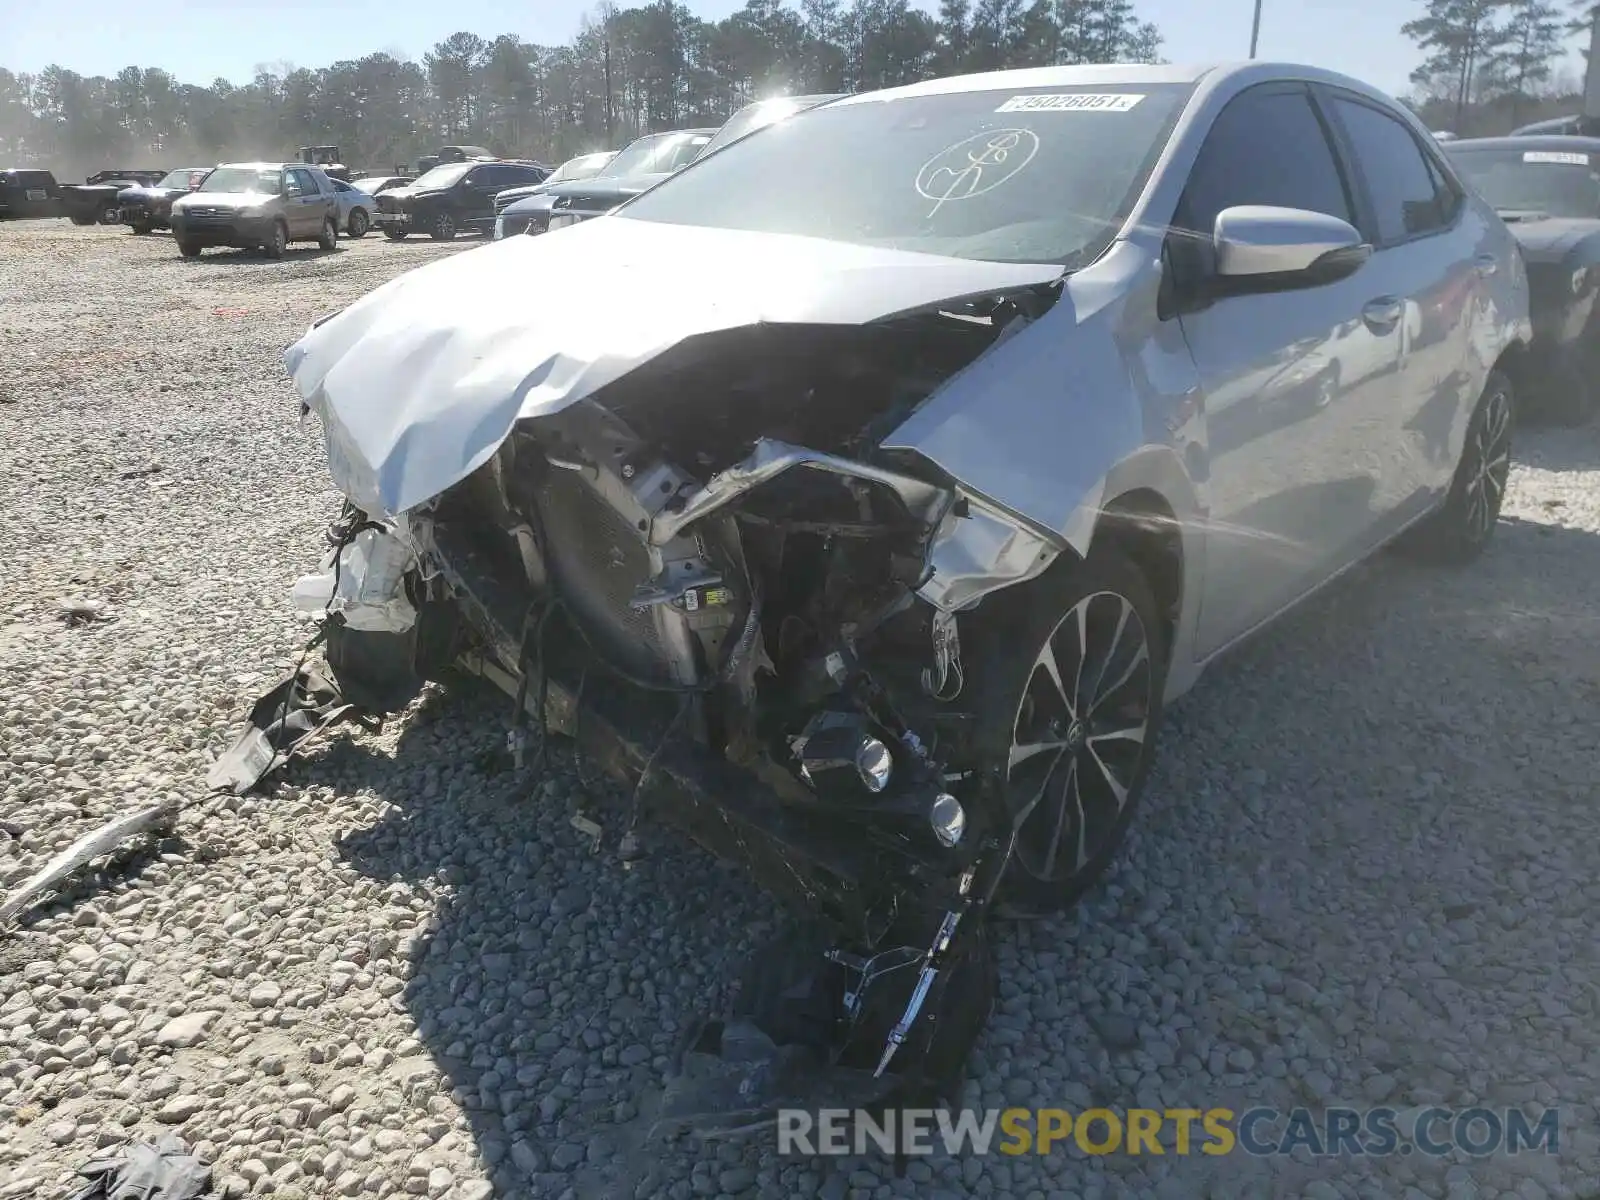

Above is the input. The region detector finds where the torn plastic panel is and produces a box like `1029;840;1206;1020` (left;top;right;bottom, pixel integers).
291;524;420;633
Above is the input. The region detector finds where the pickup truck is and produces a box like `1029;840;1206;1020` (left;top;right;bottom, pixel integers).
61;170;168;225
0;169;63;219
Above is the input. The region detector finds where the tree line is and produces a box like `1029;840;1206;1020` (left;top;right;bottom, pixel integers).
0;0;1162;179
1404;0;1597;131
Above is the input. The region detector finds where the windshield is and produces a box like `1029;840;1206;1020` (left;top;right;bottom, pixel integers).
155;169;198;189
606;132;712;178
410;162;474;190
622;84;1191;265
547;152;617;185
200;167;281;194
700;98;819;157
1449;147;1600;219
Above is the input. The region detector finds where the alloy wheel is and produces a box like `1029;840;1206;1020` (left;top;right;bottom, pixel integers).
1005;590;1154;883
1463;382;1511;542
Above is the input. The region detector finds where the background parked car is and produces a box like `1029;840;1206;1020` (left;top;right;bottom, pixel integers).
347;175;412;197
330;178;375;238
539;128;716;233
1512;114;1600;138
1447;134;1600;424
118;167;212;233
488;150;617;238
375;159;549;241
0;169;61;218
170;162;340;259
694;93;847;159
60;170;166;225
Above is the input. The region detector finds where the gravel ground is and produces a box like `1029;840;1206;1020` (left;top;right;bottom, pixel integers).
3;218;1600;1200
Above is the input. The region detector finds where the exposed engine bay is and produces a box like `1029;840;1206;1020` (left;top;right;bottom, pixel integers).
229;283;1076;1123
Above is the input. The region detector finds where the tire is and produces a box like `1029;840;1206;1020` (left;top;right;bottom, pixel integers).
383;224;407;241
130;216;153;235
262;220;288;259
969;546;1169;917
178;240;202;258
347;208;368;239
317;216;338;252
430;211;456;241
98;204;120;225
1397;368;1513;566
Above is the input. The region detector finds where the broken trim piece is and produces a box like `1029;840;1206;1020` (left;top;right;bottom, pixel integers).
917;490;1065;612
0;802;177;932
648;438;955;547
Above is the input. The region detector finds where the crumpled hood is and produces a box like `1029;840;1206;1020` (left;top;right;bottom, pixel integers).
286;216;1064;517
1505;217;1600;263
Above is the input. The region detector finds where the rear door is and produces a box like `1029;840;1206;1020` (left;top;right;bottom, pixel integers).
1319;90;1484;516
1175;83;1402;657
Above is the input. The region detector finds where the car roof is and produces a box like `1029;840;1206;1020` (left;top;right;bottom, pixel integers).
1445;135;1600;152
829;61;1410;108
216;162;298;170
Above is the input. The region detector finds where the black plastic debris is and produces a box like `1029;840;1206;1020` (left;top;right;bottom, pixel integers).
206;664;357;794
70;1133;212;1200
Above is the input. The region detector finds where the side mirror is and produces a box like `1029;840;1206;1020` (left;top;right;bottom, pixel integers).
1214;205;1371;285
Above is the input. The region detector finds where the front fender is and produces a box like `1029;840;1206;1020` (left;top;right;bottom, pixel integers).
883;240;1204;558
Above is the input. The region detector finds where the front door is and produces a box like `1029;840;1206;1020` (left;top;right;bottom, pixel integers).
284;168;323;237
1173;83;1404;658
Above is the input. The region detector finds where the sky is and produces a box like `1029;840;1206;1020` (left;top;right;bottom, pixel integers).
0;0;1589;100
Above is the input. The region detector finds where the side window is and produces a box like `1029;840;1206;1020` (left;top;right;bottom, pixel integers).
1179;87;1354;237
1331;98;1451;243
1423;152;1462;223
464;166;494;189
285;169;315;196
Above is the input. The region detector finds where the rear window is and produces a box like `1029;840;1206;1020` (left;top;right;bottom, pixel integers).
9;171;54;188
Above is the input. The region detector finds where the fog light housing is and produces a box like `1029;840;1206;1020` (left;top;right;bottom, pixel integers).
929;793;966;847
855;737;893;793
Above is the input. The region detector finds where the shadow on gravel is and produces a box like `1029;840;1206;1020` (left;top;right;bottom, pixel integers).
177;247;344;267
295;684;789;1198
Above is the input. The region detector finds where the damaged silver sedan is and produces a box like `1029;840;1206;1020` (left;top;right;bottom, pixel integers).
254;62;1531;1116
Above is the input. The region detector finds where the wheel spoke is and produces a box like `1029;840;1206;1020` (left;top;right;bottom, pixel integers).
1014;746;1069;825
1067;600;1089;716
1069;760;1090;871
1086;597;1131;705
1089;640;1150;716
1037;757;1077;877
1034;636;1076;719
1009;739;1068;771
1086;743;1131;811
1088;723;1146;749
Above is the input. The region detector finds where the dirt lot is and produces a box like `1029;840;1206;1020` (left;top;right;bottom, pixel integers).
3;220;1600;1200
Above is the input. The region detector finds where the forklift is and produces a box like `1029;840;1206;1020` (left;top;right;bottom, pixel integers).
297;146;352;182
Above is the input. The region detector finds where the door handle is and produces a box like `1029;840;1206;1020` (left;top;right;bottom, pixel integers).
1474;253;1498;277
1362;296;1404;329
